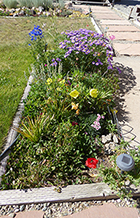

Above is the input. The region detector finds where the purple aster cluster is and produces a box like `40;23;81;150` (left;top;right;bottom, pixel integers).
59;29;114;71
50;58;61;66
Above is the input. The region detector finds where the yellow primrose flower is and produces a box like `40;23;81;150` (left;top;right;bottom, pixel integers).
69;90;80;99
59;79;65;85
71;102;79;110
47;78;52;85
57;87;62;91
90;89;98;98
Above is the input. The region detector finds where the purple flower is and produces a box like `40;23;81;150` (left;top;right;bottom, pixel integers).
50;61;57;66
56;58;61;62
116;67;121;74
67;80;71;85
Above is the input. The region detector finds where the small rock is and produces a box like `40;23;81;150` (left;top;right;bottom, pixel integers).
20;205;25;212
9;213;16;218
8;210;14;214
113;134;119;144
101;133;112;144
14;208;20;213
42;206;47;211
37;205;41;210
62;212;68;216
117;199;121;203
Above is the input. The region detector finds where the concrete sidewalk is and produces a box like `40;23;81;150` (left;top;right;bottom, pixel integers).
63;203;139;218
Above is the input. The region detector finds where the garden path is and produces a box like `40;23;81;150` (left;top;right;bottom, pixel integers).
1;3;140;218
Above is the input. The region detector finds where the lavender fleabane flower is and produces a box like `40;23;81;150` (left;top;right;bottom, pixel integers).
116;67;121;74
56;58;61;62
50;61;58;67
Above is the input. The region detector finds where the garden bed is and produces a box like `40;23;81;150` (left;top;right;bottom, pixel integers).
0;7;139;200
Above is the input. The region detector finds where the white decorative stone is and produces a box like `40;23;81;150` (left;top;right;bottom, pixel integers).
113;134;119;144
101;133;112;144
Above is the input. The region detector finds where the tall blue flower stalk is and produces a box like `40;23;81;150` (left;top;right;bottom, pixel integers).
28;25;46;68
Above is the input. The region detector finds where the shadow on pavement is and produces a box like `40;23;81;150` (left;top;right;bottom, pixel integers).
114;61;137;122
115;0;140;6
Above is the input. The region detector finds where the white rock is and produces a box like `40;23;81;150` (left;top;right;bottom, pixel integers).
117;199;121;203
113;134;119;144
101;133;112;144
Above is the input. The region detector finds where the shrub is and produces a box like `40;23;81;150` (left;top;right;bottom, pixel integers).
17;0;33;8
58;0;65;9
3;0;18;8
33;0;53;8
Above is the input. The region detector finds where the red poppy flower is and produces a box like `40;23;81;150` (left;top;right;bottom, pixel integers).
85;158;98;168
72;121;78;126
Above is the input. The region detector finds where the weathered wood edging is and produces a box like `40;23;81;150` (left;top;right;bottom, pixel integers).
0;183;140;206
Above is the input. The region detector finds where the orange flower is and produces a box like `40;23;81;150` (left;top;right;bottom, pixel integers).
76;109;80;115
71;102;79;110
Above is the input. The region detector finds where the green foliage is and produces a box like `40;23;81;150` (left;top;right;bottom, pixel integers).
98;140;140;199
17;0;53;8
0;10;10;16
17;0;33;8
1;25;121;190
13;113;54;143
1;67;117;189
0;16;95;152
58;0;65;9
3;0;18;8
